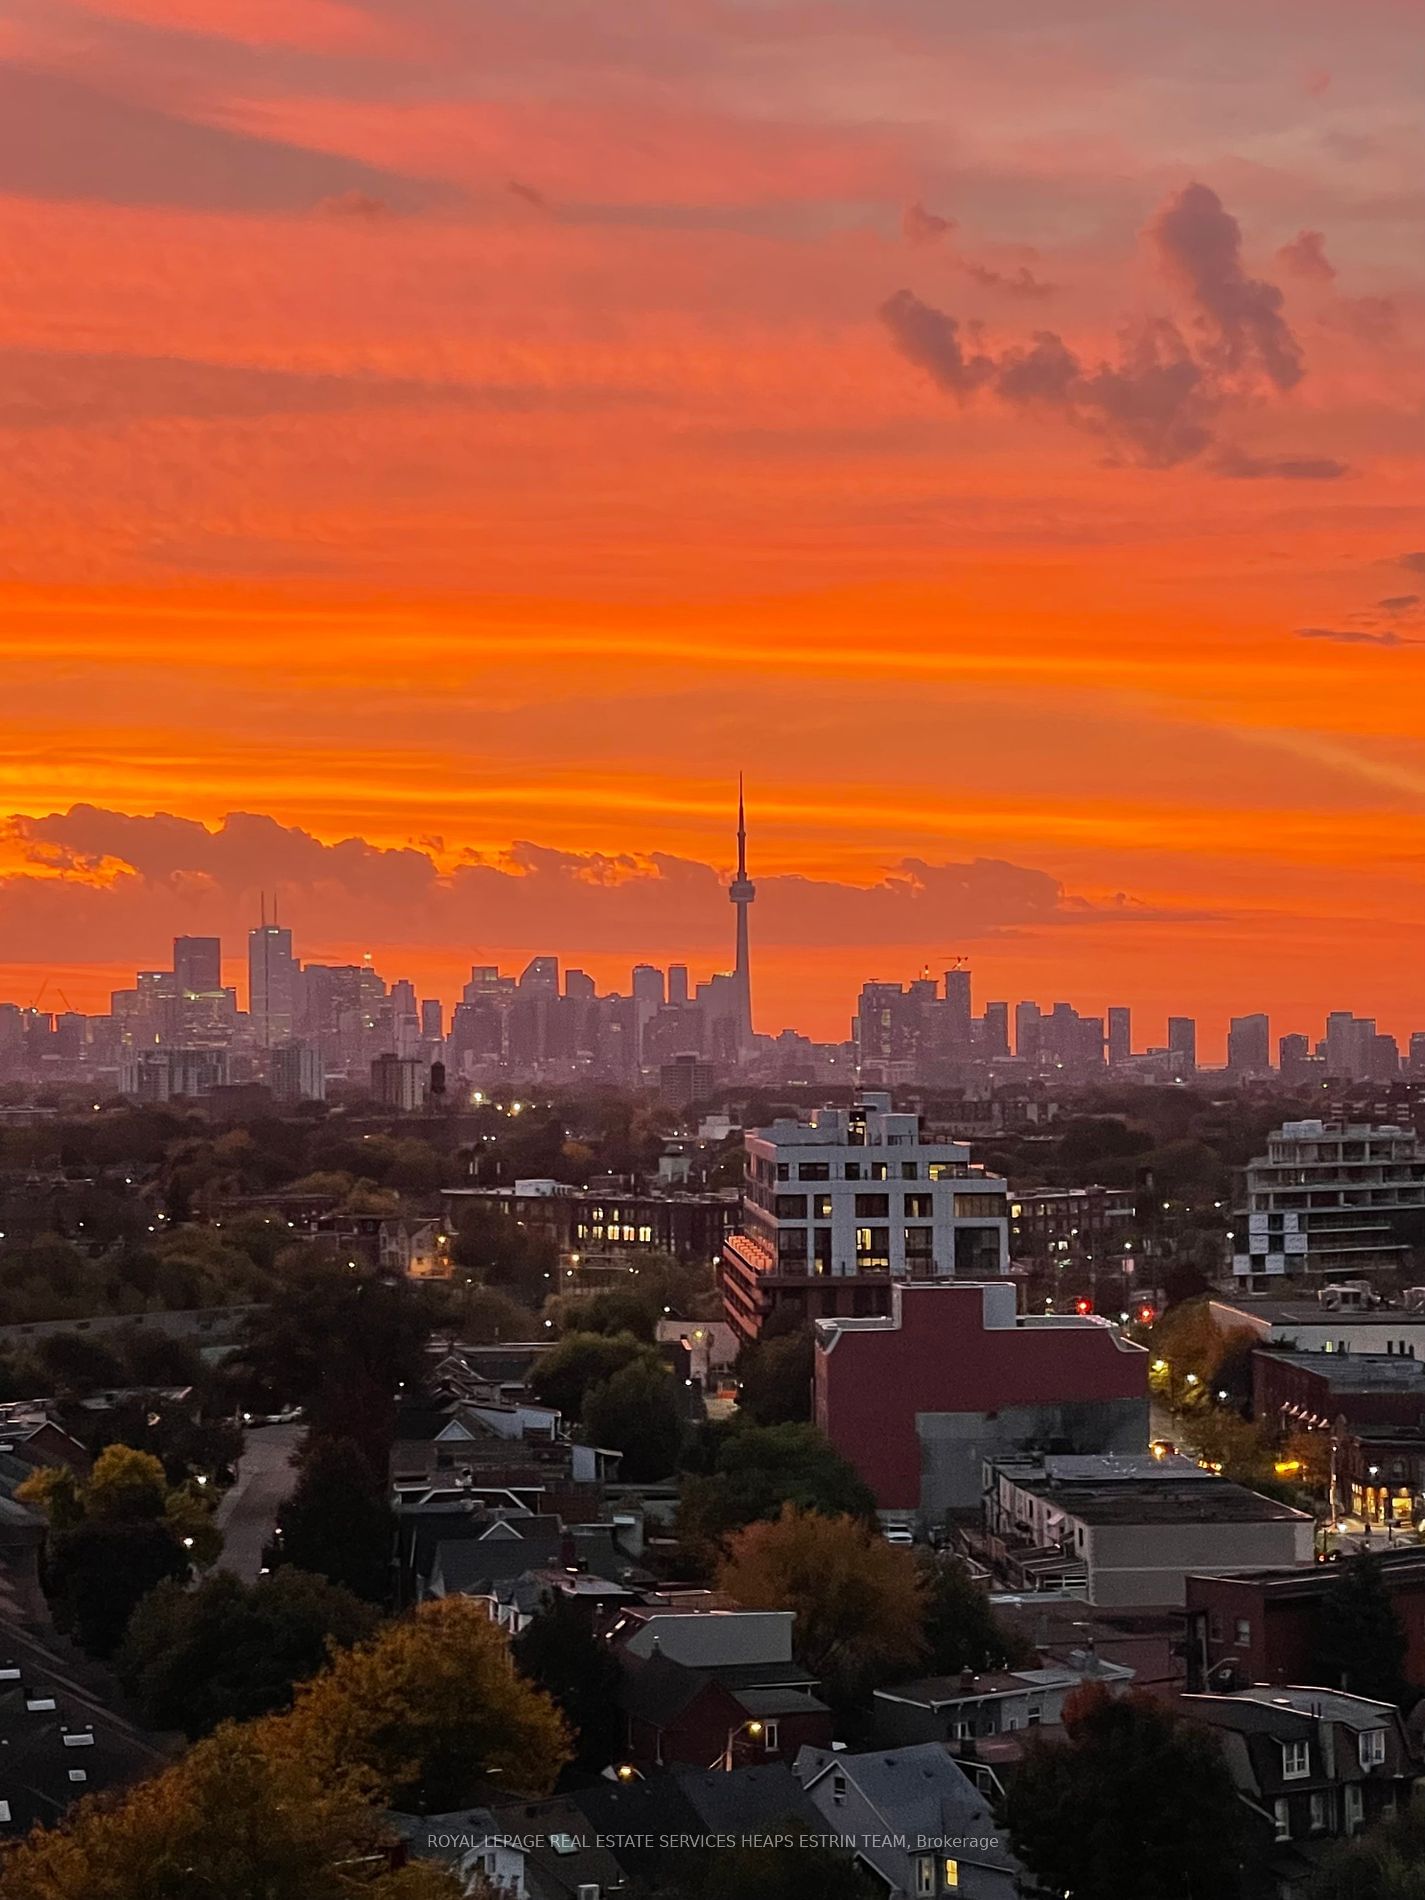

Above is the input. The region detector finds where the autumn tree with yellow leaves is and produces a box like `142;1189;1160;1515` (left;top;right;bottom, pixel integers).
1;1597;570;1899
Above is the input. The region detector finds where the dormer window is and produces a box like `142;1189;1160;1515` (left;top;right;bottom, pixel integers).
1282;1740;1310;1780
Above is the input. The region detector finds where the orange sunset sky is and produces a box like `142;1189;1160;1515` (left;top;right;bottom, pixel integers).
2;0;1424;1057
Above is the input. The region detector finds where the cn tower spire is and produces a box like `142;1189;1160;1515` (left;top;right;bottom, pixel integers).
729;774;756;1055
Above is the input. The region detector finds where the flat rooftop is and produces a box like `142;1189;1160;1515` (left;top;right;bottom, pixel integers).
1214;1298;1425;1328
1014;1475;1309;1527
1256;1349;1425;1390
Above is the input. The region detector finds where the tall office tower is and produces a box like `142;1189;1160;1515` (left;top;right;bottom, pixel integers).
728;775;756;1055
1015;1000;1043;1063
943;964;972;1054
631;964;666;1008
1279;1032;1312;1083
519;956;560;996
981;1001;1010;1060
420;998;444;1040
1107;1006;1132;1066
1167;1016;1197;1074
1227;1013;1271;1074
1409;1033;1425;1077
248;908;295;1049
174;936;222;995
668;964;690;1007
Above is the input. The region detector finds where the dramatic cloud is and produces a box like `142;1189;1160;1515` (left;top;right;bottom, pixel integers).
1148;183;1303;390
1276;229;1336;284
0;807;1196;973
1295;627;1417;648
902;201;955;245
959;260;1056;299
882;182;1326;471
1378;595;1421;614
1214;447;1350;481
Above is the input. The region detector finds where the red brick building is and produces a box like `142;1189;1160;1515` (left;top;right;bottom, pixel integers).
813;1281;1149;1517
1253;1347;1425;1435
1184;1549;1425;1692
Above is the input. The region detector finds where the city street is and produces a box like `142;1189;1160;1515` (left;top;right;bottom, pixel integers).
214;1423;304;1583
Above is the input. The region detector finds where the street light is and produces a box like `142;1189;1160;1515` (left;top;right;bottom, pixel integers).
717;1718;765;1771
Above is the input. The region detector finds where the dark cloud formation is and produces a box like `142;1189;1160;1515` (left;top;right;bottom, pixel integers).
1378;595;1421;614
1214;446;1350;480
1276;229;1336;284
1401;554;1425;575
508;179;552;212
316;191;393;221
1296;627;1417;648
0;806;1198;971
1147;183;1303;390
881;181;1328;473
902;201;955;245
959;260;1056;299
0;65;452;215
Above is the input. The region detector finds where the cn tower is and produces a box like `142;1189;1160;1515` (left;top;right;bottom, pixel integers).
728;773;756;1053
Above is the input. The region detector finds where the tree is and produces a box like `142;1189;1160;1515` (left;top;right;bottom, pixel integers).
239;1262;436;1465
716;1505;926;1698
46;1519;190;1658
676;1422;877;1571
19;1444;220;1657
0;1720;462;1900
529;1329;657;1422
1313;1552;1416;1708
1309;1791;1425;1898
735;1326;814;1426
451;1204;558;1303
513;1592;624;1771
1005;1684;1256;1900
281;1596;570;1811
545;1286;661;1340
279;1436;395;1605
119;1567;379;1737
582;1358;685;1480
918;1551;1033;1674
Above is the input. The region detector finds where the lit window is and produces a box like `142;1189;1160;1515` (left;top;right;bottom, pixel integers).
943;1860;960;1890
762;1720;779;1750
1234;1618;1251;1647
1282;1740;1310;1780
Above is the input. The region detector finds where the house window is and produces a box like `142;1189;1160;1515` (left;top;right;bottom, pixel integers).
762;1721;779;1751
914;1856;935;1897
943;1860;960;1890
1282;1740;1310;1780
1360;1728;1387;1768
1273;1798;1290;1842
1234;1618;1252;1647
831;1772;847;1806
1345;1785;1364;1833
1309;1791;1331;1833
1208;1613;1223;1643
951;1719;973;1741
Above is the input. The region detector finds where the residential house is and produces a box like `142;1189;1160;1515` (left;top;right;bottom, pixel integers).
607;1606;833;1771
1185;1549;1425;1693
1185;1686;1420;1898
873;1652;1135;1749
795;1742;1024;1898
